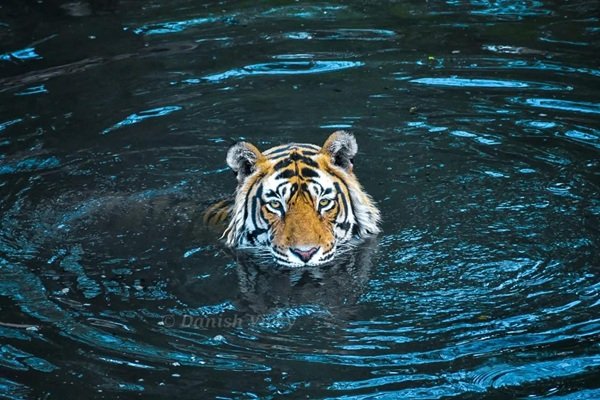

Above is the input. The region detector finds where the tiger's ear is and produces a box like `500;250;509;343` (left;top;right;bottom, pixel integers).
321;130;357;171
226;141;263;182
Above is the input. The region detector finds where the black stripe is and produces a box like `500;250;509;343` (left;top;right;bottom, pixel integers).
276;181;289;195
301;167;319;178
276;169;296;179
273;154;318;171
264;144;298;156
329;168;356;224
273;254;290;264
273;158;292;171
299;144;321;150
265;143;320;156
289;152;319;167
334;182;349;219
312;180;324;196
251;184;263;229
266;144;294;153
273;247;288;257
242;173;265;227
321;251;335;261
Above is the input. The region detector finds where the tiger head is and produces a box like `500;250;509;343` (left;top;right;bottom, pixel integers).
223;131;380;267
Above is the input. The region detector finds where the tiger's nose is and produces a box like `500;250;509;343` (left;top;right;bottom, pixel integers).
290;246;319;263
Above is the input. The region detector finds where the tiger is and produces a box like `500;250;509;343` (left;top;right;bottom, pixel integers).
203;130;381;267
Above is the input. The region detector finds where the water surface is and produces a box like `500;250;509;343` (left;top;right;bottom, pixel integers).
0;0;599;398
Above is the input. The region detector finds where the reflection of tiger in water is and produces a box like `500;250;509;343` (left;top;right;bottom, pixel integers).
204;131;380;267
234;237;378;316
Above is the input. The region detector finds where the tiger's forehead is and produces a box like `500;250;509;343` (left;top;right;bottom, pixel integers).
256;143;338;195
260;143;324;177
262;143;321;159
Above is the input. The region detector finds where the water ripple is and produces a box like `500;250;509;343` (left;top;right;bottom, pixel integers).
516;98;600;114
562;129;600;149
0;156;60;175
285;28;397;41
470;356;600;389
542;389;600;399
0;118;23;132
0;377;30;400
14;85;48;96
131;17;219;35
199;61;364;82
461;59;600;78
330;373;434;391
1;259;271;372
410;77;569;90
1;0;598;397
102;106;182;134
0;47;42;62
261;5;349;19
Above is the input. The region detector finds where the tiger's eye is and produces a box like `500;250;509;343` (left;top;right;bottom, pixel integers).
269;200;281;209
319;199;332;208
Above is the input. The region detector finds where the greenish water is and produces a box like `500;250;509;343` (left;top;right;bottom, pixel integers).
0;0;599;398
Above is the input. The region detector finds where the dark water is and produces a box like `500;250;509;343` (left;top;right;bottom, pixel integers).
1;0;599;398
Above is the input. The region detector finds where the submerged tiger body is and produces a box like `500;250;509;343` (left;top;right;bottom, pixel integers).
204;131;380;267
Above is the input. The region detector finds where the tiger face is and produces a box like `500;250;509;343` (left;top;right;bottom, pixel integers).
223;131;380;267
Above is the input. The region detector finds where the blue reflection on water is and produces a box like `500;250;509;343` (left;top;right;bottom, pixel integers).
131;5;350;36
470;355;600;389
0;118;23;132
15;85;48;96
404;56;600;78
98;356;155;370
516;120;557;129
410;77;568;90
546;389;600;400
110;383;145;392
564;129;599;143
518;60;600;77
330;373;434;391
199;61;364;82
0;47;42;62
132;17;219;35
285;28;397;41
0;377;30;400
327;354;600;398
518;98;600;114
102;106;182;134
442;0;551;17
0;157;60;175
262;5;347;19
